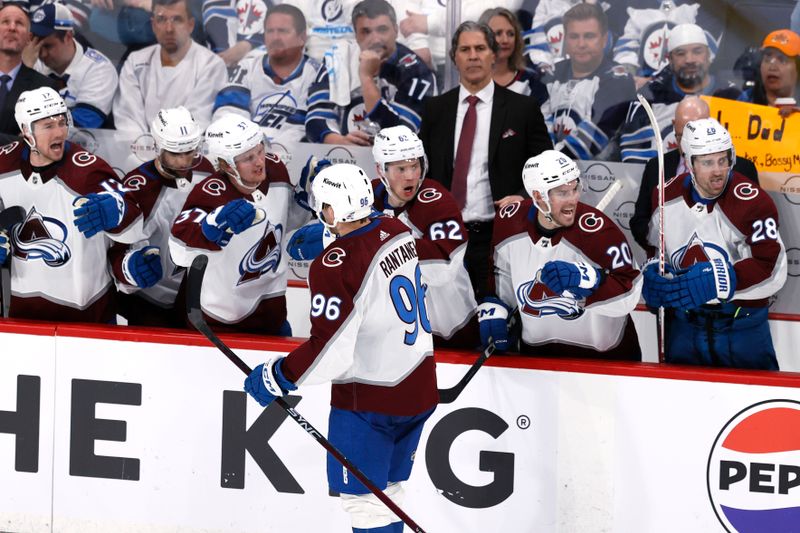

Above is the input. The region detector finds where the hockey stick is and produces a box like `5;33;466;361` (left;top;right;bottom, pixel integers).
0;206;25;318
636;94;666;363
186;255;427;533
594;180;623;212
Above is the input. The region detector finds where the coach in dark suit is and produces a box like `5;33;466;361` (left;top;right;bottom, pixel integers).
0;4;58;142
418;21;551;296
631;96;758;255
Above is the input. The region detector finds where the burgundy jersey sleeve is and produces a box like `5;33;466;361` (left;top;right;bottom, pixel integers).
409;181;468;261
121;161;163;220
170;173;240;252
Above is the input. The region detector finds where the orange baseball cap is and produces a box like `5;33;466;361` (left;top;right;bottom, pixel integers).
762;29;800;58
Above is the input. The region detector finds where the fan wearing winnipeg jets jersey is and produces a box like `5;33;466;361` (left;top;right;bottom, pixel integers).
481;150;642;359
0;89;146;323
244;163;436;533
540;4;636;160
213;4;320;146
118;107;215;328
305;0;436;144
642;119;786;369
170;116;303;334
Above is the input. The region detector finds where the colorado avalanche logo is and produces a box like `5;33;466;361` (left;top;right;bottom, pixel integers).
416;187;442;204
670;232;730;270
516;277;584;319
238;222;283;285
236;0;266;37
12;208;71;266
321;0;342;22
641;22;674;72
322;246;346;267
734;182;759;201
123;174;148;192
578;212;604;233
499;202;520;219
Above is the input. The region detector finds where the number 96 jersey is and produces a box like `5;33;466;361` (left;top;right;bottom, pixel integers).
281;216;438;417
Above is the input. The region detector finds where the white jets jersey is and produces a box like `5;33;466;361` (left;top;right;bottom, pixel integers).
202;0;266;53
213;53;320;145
34;41;119;128
279;0;359;60
524;0;581;70
490;200;642;351
114;42;228;134
648;173;787;304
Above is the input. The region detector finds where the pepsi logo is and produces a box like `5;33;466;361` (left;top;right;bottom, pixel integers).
707;400;800;533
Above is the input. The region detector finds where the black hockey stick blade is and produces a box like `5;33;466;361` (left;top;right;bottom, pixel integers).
438;341;495;404
185;254;428;533
0;206;25;231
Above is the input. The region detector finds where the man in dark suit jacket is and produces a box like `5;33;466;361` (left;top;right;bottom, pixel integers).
418;21;551;296
631;96;758;254
0;4;58;142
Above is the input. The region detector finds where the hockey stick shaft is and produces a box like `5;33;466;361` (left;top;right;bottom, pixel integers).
636;94;666;363
186;255;426;533
595;180;623;212
0;206;26;318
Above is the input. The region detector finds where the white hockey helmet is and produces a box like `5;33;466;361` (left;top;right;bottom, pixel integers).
205;114;265;188
312;163;374;228
15;87;72;149
680;117;736;174
372;125;428;189
522;150;581;214
151;106;203;172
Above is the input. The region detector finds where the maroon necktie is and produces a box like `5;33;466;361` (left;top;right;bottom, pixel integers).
451;95;479;210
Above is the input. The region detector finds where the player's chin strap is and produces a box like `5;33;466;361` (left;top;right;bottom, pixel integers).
185;255;428;533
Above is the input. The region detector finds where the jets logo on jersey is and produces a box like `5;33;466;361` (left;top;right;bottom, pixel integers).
238;222;283;285
236;0;266;37
321;0;342;22
254;92;300;130
640;22;673;72
516;276;583;319
346;103;371;136
670;233;730;270
12;208;71;266
550;107;582;143
545;19;565;59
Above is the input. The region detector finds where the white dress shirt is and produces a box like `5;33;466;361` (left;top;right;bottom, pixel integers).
453;81;494;223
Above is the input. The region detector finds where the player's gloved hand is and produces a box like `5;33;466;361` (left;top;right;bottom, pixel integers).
201;199;257;247
641;259;679;310
476;297;510;352
540;260;601;299
294;156;331;212
123;246;163;288
244;356;297;407
673;259;737;311
0;231;9;266
73;191;127;238
287;223;335;261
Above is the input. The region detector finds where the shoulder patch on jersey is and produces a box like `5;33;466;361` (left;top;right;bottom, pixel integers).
201;177;227;196
499;202;521;219
416;187;442;204
265;152;281;164
123;174;148;192
84;48;108;64
72;151;97;167
322;246;346;267
0;141;19;156
733;182;759;201
578;212;604;233
398;53;419;68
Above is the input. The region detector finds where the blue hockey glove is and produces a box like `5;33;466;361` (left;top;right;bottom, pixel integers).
540;260;601;299
0;231;8;266
476;297;510;352
294;156;331;212
287;223;335;261
244;356;297;407
673;259;737;311
201;199;257;246
641;259;680;310
73;191;127;238
123;246;163;288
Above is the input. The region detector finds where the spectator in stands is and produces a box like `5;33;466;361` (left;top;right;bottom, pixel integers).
739;29;800;116
630;96;759;254
617;23;741;164
281;0;358;61
538;3;635;160
0;3;58;139
25;4;118;128
478;7;547;105
213;4;318;145
202;0;268;67
418;21;551;296
305;0;436;145
114;0;227;134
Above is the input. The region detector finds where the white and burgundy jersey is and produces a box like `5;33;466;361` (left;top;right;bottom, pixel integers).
0;142;145;322
489;199;642;352
281;216;437;416
119;158;216;307
280;0;359;61
213;53;320;145
114;42;228;134
34;41;119;128
169;154;297;331
647;172;787;306
372;179;476;339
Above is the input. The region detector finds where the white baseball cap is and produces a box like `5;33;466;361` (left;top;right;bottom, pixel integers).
668;23;707;53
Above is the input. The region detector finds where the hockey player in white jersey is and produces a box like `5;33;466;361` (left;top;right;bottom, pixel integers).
245;163;437;533
118;107;216;328
0;87;149;323
641;119;786;369
213;4;320;146
481;150;642;359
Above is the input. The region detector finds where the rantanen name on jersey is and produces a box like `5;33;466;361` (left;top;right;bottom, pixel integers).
379;240;419;278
